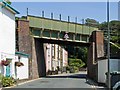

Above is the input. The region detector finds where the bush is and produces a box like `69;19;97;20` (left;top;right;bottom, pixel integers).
66;66;70;71
69;66;79;73
74;66;79;72
2;76;15;87
69;58;85;67
0;74;3;82
69;67;75;73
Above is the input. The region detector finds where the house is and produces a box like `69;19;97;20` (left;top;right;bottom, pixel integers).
45;44;68;73
0;1;29;79
15;52;29;80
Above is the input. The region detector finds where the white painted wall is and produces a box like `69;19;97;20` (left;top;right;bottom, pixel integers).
0;3;29;80
46;44;52;71
62;49;68;67
0;3;15;58
16;56;29;79
98;59;120;83
98;59;108;83
0;3;16;78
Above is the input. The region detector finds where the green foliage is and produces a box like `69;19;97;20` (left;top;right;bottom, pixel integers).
99;20;120;41
85;18;99;27
99;20;120;57
2;76;15;87
67;46;88;67
111;36;119;43
74;66;79;72
77;47;88;66
68;58;85;68
5;0;11;5
66;66;70;71
0;74;3;82
99;22;108;30
67;58;85;73
99;20;120;31
69;66;79;73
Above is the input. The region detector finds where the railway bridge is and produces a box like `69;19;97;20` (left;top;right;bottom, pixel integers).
16;15;104;79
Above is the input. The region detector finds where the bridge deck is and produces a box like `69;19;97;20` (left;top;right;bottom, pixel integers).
27;15;98;43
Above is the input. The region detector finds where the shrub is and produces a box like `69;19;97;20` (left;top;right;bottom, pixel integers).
2;76;15;87
74;66;79;72
69;66;75;73
69;58;85;67
66;66;70;71
0;74;3;82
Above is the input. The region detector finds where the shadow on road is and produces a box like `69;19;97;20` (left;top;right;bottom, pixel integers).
45;73;104;87
45;73;87;79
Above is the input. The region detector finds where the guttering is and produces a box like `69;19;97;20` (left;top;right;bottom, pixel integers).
0;0;19;14
15;52;29;57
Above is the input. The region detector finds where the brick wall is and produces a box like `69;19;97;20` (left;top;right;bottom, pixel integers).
16;20;47;79
16;20;33;79
87;31;104;81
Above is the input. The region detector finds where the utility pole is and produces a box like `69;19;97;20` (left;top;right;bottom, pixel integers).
67;16;70;33
60;14;62;21
51;12;53;19
107;0;111;89
75;17;77;34
26;8;28;20
27;8;28;16
42;11;44;17
82;19;84;35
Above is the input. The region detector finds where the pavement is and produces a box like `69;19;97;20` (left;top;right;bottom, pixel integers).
1;71;106;89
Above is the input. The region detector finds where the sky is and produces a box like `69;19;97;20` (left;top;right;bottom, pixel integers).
11;2;118;23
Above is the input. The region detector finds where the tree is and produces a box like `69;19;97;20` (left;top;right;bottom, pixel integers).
99;20;120;58
99;20;120;44
66;45;88;67
99;22;108;30
4;0;11;5
85;18;99;27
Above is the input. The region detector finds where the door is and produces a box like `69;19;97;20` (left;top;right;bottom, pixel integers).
6;65;10;77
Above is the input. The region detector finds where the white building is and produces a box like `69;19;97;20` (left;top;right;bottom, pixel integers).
0;1;19;55
15;52;29;80
0;0;22;78
45;44;68;73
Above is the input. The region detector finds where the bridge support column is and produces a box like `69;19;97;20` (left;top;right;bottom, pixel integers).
16;20;46;79
87;31;104;81
32;38;46;79
16;20;33;79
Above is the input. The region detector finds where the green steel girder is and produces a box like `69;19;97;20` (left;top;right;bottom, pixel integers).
28;15;98;43
30;28;89;42
28;15;98;35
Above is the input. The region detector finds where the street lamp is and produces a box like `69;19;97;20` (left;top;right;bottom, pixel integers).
107;0;111;89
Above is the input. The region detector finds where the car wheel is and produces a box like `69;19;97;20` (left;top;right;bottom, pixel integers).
117;86;120;90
